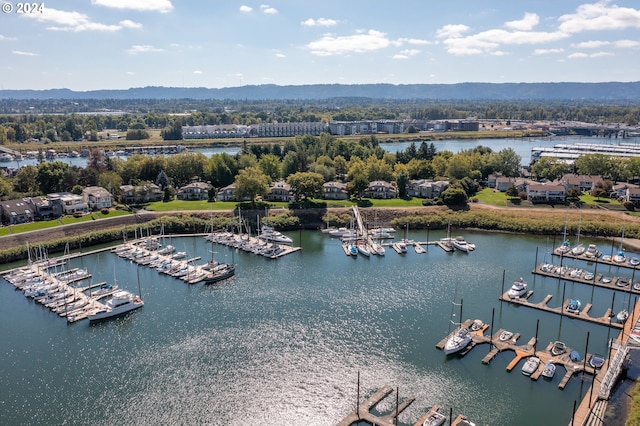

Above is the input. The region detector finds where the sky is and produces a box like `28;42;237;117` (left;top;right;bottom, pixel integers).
1;0;640;91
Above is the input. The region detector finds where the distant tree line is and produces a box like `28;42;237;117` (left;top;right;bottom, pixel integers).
1;99;640;144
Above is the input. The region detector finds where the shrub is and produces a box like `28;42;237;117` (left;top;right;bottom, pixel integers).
101;208;110;215
73;211;83;218
623;201;635;211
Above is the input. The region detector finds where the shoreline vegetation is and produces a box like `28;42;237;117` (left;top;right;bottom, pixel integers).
0;203;639;265
4;129;549;153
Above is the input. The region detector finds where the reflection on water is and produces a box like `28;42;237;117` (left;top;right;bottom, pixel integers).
0;231;629;425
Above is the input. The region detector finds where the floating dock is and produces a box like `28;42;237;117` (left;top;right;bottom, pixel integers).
499;289;622;329
336;385;415;426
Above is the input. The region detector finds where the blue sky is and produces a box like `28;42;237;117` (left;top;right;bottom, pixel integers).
1;0;640;90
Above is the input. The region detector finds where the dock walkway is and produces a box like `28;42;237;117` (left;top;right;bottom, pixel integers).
337;385;415;426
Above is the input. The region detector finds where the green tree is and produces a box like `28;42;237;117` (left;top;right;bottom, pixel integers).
286;171;325;200
395;169;409;198
575;154;615;178
14;165;39;194
161;119;183;140
496;148;521;177
233;166;269;203
98;171;123;197
258;154;282;181
37;161;69;194
505;184;519;197
441;186;468;205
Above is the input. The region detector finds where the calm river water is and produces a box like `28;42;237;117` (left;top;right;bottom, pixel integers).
1;230;634;425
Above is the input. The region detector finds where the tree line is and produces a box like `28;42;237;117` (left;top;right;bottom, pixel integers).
1;99;640;144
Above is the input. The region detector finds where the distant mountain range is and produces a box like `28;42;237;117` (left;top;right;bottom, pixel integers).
2;82;640;101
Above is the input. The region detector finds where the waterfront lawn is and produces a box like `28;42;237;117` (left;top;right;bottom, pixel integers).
10;220;62;233
146;200;237;211
474;188;508;206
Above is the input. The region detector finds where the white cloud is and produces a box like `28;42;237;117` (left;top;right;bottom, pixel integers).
573;39;640;49
91;0;173;13
505;12;540;31
436;24;469;39
260;4;278;15
393;49;420;59
239;5;252;13
24;7;141;32
127;45;164;54
307;29;391;56
0;35;17;41
12;50;38;56
193;70;203;75
558;0;640;34
568;51;614;58
302;18;338;27
119;20;142;29
533;48;565;54
395;37;431;45
275;53;286;58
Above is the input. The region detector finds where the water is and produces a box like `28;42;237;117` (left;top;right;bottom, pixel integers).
0;231;632;425
10;135;632;169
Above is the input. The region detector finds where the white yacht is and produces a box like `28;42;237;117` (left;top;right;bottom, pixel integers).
507;277;528;299
88;290;144;322
570;244;585;256
541;363;556;379
443;327;472;355
452;236;475;252
423;410;446;426
258;226;293;245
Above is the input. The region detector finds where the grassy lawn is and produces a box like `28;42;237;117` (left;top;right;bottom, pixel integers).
474;188;508;206
10;220;62;233
145;200;237;211
0;227;11;237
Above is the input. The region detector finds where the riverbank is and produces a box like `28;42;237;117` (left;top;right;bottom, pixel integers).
1;203;639;255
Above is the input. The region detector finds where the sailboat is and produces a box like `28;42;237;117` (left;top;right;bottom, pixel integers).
613;228;627;263
555;214;571;254
570;214;585;256
443;299;471;355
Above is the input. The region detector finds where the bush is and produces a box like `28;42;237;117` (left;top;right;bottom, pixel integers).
623;201;635;211
101;208;110;215
73;211;83;218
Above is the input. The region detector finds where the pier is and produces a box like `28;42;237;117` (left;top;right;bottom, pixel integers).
436;319;599;390
337;385;415;426
498;289;622;329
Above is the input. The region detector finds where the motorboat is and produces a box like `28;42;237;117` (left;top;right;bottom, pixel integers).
616;309;629;322
422;410;446;426
499;330;514;341
157;244;176;255
452;236;475;252
551;341;567;356
541;363;556;379
507;277;528;299
570;350;581;362
583;272;594;281
172;251;187;259
443;327;472;355
570;244;585;256
613;251;627;263
87;290;144;322
456;416;476;426
370;241;385;256
584;244;601;259
521;356;540;376
258;226;293;245
589;354;605;369
566;299;581;314
470;319;484;331
393;241;408;254
616;277;630;287
629;257;640;266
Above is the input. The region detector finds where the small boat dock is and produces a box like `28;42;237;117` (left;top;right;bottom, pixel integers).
336;385;415;426
436;319;599;390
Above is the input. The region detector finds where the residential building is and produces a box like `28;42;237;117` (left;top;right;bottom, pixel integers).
47;192;89;215
407;179;449;198
626;187;640;206
561;174;603;192
1;198;35;225
119;183;162;205
526;183;566;203
177;182;211;201
363;181;397;199
82;186;112;210
216;184;236;202
266;180;295;202
323;181;349;200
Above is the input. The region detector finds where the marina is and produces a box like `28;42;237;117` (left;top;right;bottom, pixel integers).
1;230;637;425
